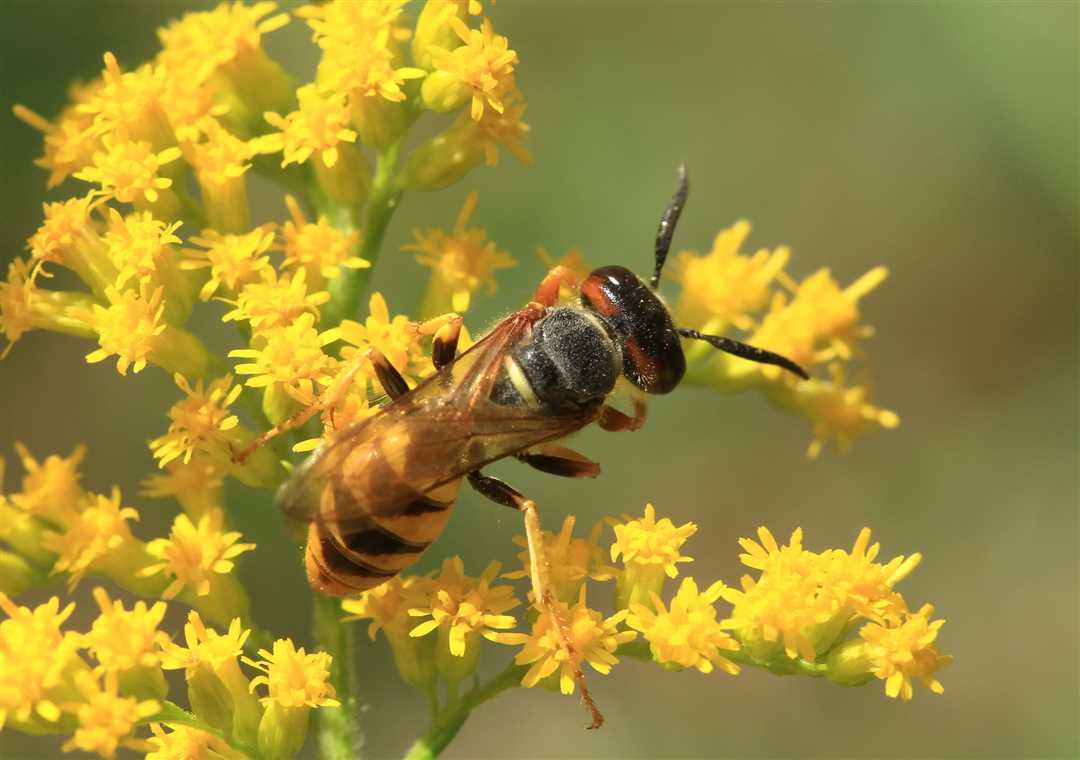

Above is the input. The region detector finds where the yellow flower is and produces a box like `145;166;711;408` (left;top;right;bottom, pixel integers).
160;612;249;673
298;1;424;102
9;442;86;526
140;457;225;520
0;258;96;358
0;593;85;731
338;292;424;382
84;587;169;674
73;135;182;207
497;587;637;694
26;194;104;270
182;226;276;301
610;503;697;609
671;219;790;332
140;508;254;599
505;515;614;603
471;92;531;166
278;195;367;287
79;52;172;149
149;374;242;469
14;85;104;188
628;577;740;675
858;604;952;700
408;558;520;658
343;575;437;689
68;284;166;375
230;311;342;408
425;18;518;121
102;208;183;292
44;487;141;590
403;192;516;313
221;267;330;331
61;670;160;759
245;639;339;708
264;84;357;170
146;722;242;760
782;362;900;459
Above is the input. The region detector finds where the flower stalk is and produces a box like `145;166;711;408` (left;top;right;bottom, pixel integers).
313;594;363;760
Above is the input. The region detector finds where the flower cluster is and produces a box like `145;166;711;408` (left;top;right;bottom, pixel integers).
347;504;950;718
0;588;337;759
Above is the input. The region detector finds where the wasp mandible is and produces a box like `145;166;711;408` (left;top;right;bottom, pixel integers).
237;165;807;728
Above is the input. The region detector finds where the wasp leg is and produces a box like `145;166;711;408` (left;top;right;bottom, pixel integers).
466;470;604;729
533;265;579;308
516;444;601;478
597;398;648;432
232;355;368;464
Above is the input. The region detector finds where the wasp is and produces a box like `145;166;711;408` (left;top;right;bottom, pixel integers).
238;165;806;728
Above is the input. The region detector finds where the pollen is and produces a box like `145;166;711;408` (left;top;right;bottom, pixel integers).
44;487;140;590
139;508;254;599
230;311;341;407
264;85;358;169
61;670;160;759
430;18;518;121
671;220;790;332
149;374;242;469
0;593;84;731
245;638;340;708
182;226;276;301
84;587;169;673
497;587;636;695
408;558;520;657
69;284;167;375
610;503;697;579
403;192;516;313
858;604;952;701
73;136;182;205
628;577;741;675
279;195;367;285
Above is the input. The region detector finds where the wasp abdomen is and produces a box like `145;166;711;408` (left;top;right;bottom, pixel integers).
490;307;621;409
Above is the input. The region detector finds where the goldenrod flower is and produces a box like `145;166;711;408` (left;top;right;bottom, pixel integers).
146;722;242;760
60;670;159;759
338;292;424;382
149;374;242;469
9;442;86;526
140;508;254;600
102;208;184;294
0;258;96;358
471;92;531;166
781;363;900;459
80;53;172;149
671;220;790;332
85;587;169;674
505;515;613;603
610;503;697;609
246;639;339;709
0;593;85;731
264;84;357;170
221;267;330;331
182;225;276;301
26;195;110;285
160;612;249;673
68;284;166;375
855;604;952;700
73;135;182;210
14;89;103;188
408;558;520;657
403;192;516;313
44;487;141;590
628;577;740;675
498;587;637;694
278;195;367;287
424;18;518;121
230;311;342;410
343;575;437;689
140;457;225;520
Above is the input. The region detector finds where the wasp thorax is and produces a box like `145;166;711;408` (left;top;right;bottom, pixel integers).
580;265;686;394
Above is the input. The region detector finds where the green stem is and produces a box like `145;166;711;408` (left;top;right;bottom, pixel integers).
402;664;525;760
313;595;363;760
149;700;262;759
620;638;829;678
323;142;404;327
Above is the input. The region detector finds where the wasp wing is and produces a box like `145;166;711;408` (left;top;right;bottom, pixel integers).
276;308;599;525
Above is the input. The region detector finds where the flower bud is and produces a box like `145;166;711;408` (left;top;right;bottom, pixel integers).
186;662;235;733
824;639;876;687
400;122;484;192
351;95;413;151
412;1;465;70
257;702;309;760
421;71;469;114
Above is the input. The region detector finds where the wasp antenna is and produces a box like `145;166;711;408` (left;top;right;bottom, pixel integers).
677;327;810;380
650;163;689;290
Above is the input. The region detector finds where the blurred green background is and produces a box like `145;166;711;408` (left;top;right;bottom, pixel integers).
1;1;1076;758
